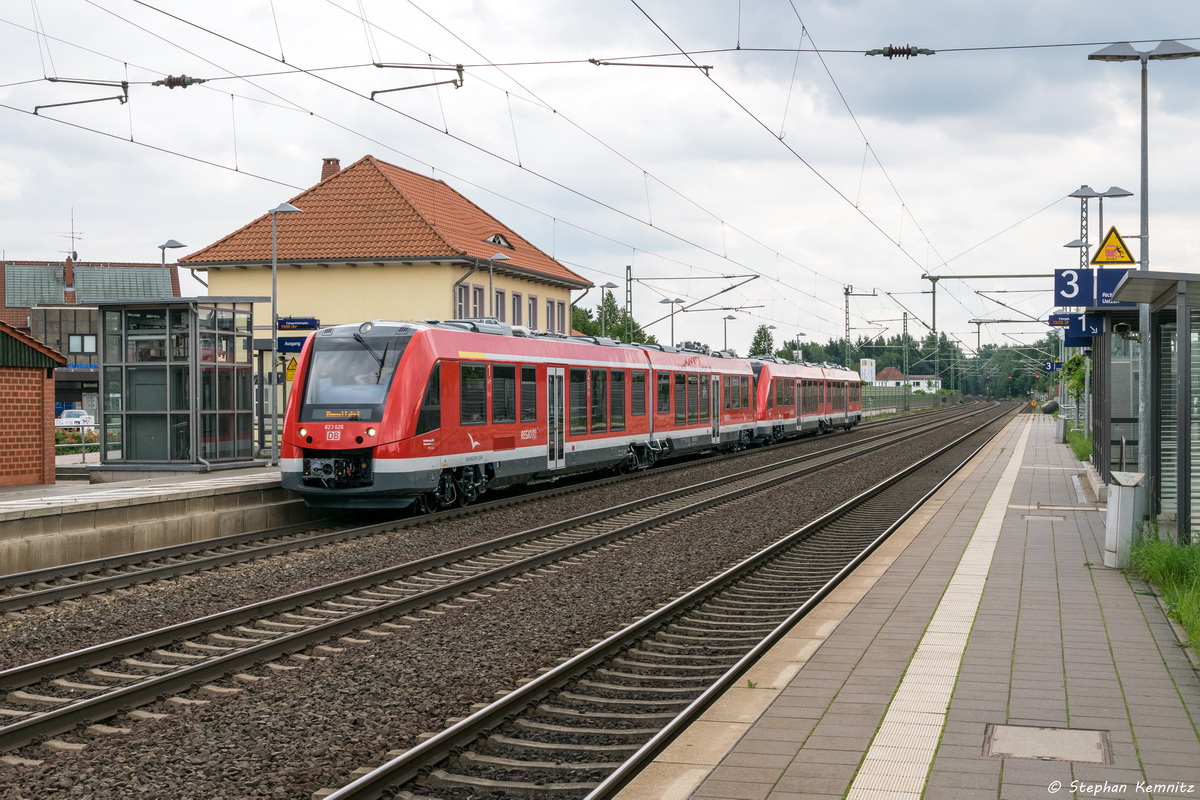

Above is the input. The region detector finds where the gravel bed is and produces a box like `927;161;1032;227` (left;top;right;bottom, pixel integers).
0;409;1006;799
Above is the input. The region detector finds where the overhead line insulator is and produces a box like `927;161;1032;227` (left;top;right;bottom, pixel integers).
152;75;207;89
865;45;936;59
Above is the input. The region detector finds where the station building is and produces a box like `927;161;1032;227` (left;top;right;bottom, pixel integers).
178;155;591;334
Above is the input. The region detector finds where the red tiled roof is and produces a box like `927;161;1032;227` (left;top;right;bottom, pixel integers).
181;155;589;288
875;367;905;381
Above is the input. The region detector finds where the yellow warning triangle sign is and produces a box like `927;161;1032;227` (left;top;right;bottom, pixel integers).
1091;226;1136;265
285;357;298;382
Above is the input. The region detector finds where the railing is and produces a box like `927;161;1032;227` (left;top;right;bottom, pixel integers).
53;422;102;463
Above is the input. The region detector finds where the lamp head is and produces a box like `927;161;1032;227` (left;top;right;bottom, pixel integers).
1100;186;1134;198
1088;42;1140;62
1068;186;1099;199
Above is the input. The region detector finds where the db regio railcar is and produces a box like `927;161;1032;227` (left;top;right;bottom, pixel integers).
280;319;860;510
751;356;863;441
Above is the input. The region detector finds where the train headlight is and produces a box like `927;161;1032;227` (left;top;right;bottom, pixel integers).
366;427;377;437
298;427;307;438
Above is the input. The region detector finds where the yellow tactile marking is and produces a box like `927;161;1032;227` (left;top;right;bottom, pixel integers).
846;416;1033;800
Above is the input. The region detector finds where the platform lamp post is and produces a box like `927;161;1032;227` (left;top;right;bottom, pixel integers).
1089;40;1199;504
268;202;302;467
158;239;186;297
723;315;736;351
487;252;510;318
659;298;684;347
598;282;618;337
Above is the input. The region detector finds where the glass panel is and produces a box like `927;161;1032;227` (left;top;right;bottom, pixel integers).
416;363;442;435
235;309;253;333
236;367;252;411
201;414;217;459
104;366;123;411
460;364;486;425
127;366;168;411
217;307;235;331
610;370;625;431
237;335;251;364
170;366;190;410
687;374;699;424
698;375;709;422
218;367;234;411
237;413;253;458
201;367;216;410
104;310;122;333
218;414;235;459
170;414;190;461
103;414;123;460
569;368;588;435
199;333;217;363
520;366;537;422
492;364;516;424
674;373;686;424
631;371;645;416
657;373;670;414
591;369;607;433
218;334;235;363
197;306;215;330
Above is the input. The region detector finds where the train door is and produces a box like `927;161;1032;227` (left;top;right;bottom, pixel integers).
710;375;720;442
547;366;566;469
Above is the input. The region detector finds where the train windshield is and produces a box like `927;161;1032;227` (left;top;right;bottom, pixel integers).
298;334;408;422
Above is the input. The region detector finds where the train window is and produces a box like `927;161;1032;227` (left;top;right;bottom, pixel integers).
416;363;441;434
569;368;588;434
657;372;671;414
591;369;608;433
723;375;731;410
698;376;709;423
743;376;752;409
687;374;699;424
610;370;625;431
520;366;537;422
460;364;486;425
787;379;795;407
492;364;517;424
631;371;646;416
674;373;686;424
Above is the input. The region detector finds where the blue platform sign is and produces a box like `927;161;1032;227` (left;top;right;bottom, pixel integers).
1069;313;1102;337
1095;268;1134;307
277;335;310;353
278;316;320;330
1048;314;1072;327
1044;360;1062;372
1054;268;1095;307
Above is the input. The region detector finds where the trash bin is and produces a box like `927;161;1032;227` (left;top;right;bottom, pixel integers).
1104;471;1144;569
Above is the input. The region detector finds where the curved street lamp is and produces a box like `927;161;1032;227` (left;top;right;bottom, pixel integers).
722;314;736;351
659;298;684;347
1088;39;1199;492
158;239;186;298
598;282;618;337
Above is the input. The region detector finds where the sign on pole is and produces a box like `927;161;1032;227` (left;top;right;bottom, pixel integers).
1090;227;1136;266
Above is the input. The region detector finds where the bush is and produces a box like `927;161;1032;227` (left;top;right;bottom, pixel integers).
1129;534;1200;648
55;427;101;454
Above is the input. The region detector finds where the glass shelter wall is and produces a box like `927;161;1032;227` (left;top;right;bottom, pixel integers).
101;301;256;464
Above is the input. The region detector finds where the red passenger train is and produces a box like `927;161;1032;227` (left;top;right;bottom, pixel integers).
280;319;860;510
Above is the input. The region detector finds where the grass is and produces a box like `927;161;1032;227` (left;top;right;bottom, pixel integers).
1129;532;1200;649
1065;426;1092;461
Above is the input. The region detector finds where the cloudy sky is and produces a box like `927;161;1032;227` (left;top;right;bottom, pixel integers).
2;1;1199;357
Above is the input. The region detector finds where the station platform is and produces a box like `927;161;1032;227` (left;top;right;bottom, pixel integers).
617;413;1200;800
0;459;321;576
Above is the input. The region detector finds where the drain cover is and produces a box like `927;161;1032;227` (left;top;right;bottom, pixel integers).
984;724;1111;763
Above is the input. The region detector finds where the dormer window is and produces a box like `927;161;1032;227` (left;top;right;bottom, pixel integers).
486;234;512;249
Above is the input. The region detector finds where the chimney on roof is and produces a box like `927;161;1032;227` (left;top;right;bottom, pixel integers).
321;158;341;181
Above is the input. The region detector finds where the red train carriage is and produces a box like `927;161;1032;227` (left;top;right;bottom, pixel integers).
751;356;862;442
281;320;756;510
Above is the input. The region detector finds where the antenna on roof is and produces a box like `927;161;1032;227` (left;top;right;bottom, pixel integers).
58;208;83;260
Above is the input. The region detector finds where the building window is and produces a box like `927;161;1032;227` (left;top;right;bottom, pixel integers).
547;299;556;333
495;289;506;322
557;301;567;335
471;285;485;318
69;334;97;353
456;285;470;318
528;296;538;330
512;292;523;326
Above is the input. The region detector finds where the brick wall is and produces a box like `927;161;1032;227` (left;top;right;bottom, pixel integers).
0;366;57;486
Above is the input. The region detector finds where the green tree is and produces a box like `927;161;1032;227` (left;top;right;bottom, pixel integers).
749;324;774;356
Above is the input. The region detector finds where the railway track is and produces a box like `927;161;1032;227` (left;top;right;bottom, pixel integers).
0;403;985;614
317;404;1019;800
0;404;1001;758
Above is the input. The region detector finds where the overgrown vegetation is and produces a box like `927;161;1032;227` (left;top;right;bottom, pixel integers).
1129;532;1200;649
1065;427;1092;461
